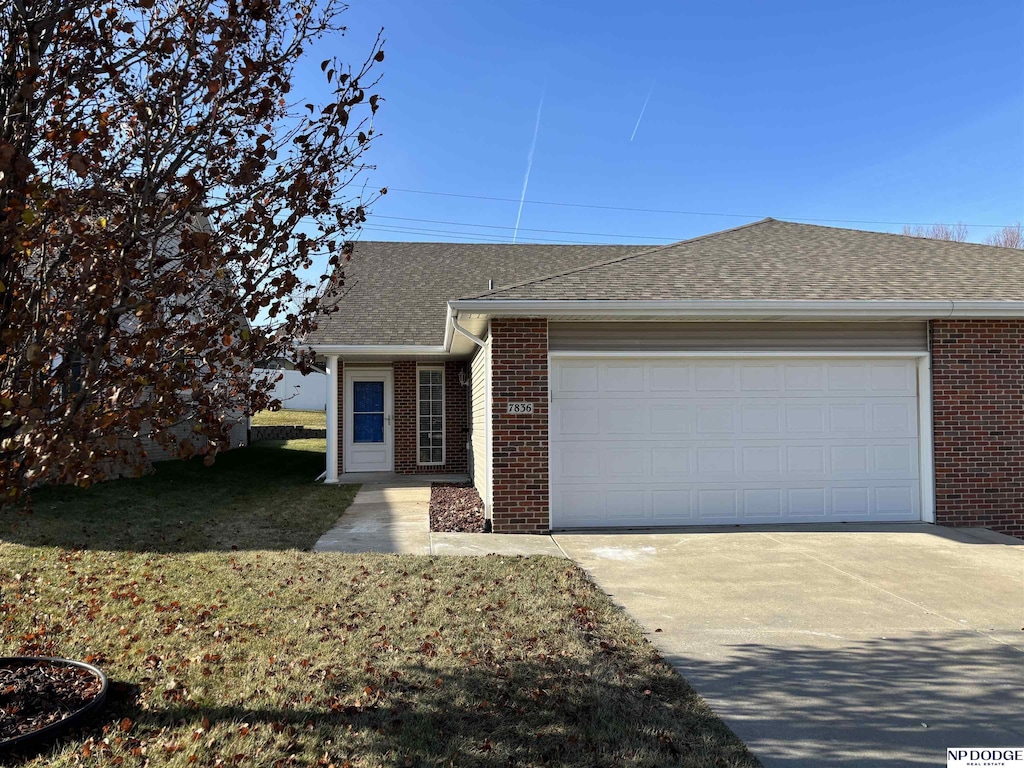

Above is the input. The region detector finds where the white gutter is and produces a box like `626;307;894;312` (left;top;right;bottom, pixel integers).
308;344;446;356
446;299;1024;318
442;303;456;352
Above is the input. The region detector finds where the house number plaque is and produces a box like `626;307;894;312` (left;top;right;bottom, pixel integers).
506;402;535;415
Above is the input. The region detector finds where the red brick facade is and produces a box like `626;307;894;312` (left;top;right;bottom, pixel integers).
392;361;417;471
489;318;550;533
337;360;467;475
393;360;468;474
931;319;1024;538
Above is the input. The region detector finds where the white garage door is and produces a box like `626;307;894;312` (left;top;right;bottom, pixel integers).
550;356;922;528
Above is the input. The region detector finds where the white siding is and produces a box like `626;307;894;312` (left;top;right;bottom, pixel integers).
254;368;328;411
469;335;491;513
548;321;929;352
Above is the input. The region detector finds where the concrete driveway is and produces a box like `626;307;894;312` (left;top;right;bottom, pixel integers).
553;524;1024;768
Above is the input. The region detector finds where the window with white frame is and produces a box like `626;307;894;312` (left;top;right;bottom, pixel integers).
417;367;444;465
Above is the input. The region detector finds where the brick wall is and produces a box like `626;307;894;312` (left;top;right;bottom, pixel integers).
489;318;549;533
931;319;1024;538
381;360;468;475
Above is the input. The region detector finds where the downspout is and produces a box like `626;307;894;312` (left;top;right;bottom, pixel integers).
449;309;490;530
451;312;486;349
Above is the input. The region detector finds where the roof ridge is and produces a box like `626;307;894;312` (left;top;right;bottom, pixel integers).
459;218;776;300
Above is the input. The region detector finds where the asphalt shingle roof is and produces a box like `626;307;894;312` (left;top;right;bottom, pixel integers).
306;241;640;346
309;219;1024;347
469;219;1024;302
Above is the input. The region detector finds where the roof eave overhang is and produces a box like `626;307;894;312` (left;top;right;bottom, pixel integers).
447;299;1024;319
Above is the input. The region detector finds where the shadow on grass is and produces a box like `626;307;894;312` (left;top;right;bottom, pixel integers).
31;633;1010;768
7;656;761;768
1;442;358;554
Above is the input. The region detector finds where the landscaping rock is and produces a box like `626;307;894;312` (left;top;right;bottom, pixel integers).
429;482;484;533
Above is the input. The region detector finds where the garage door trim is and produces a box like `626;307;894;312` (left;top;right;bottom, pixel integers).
547;350;935;528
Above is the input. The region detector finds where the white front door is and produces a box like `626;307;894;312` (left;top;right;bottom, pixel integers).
550;356;923;528
344;369;393;472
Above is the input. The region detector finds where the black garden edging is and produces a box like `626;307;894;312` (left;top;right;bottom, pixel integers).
0;657;109;755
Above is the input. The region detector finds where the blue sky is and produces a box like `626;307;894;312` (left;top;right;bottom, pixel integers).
303;0;1023;247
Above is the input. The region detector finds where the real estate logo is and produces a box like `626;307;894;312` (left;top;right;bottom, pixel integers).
947;748;1024;767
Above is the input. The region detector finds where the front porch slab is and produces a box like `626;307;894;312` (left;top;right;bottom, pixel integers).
313;475;567;558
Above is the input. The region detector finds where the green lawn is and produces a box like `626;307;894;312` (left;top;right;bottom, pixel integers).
250;409;327;428
0;442;758;767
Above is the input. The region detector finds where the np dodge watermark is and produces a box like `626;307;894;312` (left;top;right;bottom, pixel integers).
948;748;1024;767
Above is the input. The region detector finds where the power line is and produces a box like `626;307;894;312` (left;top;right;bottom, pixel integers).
383;187;1017;229
369;214;674;241
360;223;597;245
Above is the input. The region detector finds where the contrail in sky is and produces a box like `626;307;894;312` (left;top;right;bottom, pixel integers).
630;82;655;142
512;91;545;244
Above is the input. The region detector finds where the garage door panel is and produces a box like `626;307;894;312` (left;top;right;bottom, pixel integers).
876;486;916;515
788;488;827;516
603;447;647;478
557;405;600;437
556;447;601;479
649;364;692;392
650;404;693;434
740;363;781;391
603;405;649;434
743;489;783;517
551;356;922;528
696;405;736;434
784;363;825;390
603;364;645;392
651;489;694;521
651;447;693;477
741;446;783;475
741;404;782;432
552;481;920;525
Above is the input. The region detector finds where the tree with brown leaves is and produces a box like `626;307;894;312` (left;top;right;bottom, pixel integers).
1;0;383;499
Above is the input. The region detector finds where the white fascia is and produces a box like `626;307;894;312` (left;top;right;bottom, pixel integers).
447;299;1024;318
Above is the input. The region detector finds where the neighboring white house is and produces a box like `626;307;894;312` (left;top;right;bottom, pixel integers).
254;367;328;411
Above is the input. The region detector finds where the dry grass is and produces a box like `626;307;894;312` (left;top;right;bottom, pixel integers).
3;440;350;553
0;443;759;767
250;409;327;428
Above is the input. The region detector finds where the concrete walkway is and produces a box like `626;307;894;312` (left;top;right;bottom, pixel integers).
312;477;565;557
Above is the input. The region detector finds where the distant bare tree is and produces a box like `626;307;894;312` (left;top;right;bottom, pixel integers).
900;222;969;242
984;223;1023;249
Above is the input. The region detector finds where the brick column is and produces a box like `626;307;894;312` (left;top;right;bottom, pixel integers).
393;361;417;472
490;318;549;533
931;319;1024;538
444;360;469;474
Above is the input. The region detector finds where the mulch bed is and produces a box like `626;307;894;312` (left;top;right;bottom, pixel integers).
0;661;102;741
429;482;485;533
